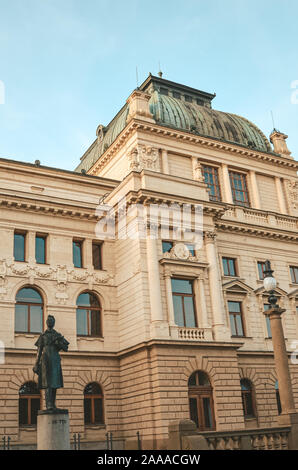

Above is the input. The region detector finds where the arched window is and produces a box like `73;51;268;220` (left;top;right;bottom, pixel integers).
275;380;282;415
84;382;104;425
76;292;101;337
19;381;41;426
15;287;43;333
188;371;215;431
240;378;256;419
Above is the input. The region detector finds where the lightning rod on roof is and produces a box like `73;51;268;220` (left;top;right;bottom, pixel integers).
158;61;163;78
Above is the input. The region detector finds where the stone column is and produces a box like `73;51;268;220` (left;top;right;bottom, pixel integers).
85;238;93;270
146;230;169;338
37;410;70;450
196;277;210;328
249;170;261;209
161;149;169;174
164;271;175;326
27;231;36;264
221;164;233;204
164;270;179;340
205;231;230;341
146;234;163;322
275;177;288;215
264;307;296;415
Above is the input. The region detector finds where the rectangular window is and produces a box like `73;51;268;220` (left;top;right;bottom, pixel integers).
35;235;46;264
228;301;244;337
264;304;272;338
257;261;266;280
73;240;83;268
171;278;196;328
229;171;250;207
290;266;298;284
14;232;26;262
92;243;102;270
222;257;237;277
203;166;221;202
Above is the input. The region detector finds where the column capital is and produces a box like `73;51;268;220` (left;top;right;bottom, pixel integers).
204;230;217;243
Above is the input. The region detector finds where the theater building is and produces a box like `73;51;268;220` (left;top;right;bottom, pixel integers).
0;74;298;449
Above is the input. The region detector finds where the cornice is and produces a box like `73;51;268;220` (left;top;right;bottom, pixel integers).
89;119;298;175
123;189;227;217
215;220;298;242
0;195;99;220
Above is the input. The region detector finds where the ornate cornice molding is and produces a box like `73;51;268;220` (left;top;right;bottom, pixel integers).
215;221;298;242
0;196;99;220
88;119;298;175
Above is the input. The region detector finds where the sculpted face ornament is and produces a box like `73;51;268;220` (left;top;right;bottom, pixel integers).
33;315;69;412
173;243;190;260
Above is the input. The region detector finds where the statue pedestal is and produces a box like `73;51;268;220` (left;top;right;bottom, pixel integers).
37;410;70;450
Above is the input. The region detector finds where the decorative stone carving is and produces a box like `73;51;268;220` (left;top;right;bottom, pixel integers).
0;259;7;279
163;242;200;262
287;180;298;209
173;243;190;260
35;267;52;278
128;148;139;171
72;271;88;282
204;231;217;243
127;145;160;172
94;271;114;285
11;264;30;276
193;161;204;182
139;145;160;171
54;265;69;285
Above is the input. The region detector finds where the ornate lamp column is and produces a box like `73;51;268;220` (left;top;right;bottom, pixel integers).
263;261;296;417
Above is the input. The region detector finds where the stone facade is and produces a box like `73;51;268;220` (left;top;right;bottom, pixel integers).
0;75;298;449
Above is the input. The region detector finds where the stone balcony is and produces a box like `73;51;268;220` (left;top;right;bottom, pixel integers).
219;205;298;237
170;326;213;341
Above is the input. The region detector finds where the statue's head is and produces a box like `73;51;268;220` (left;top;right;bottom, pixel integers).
46;315;55;329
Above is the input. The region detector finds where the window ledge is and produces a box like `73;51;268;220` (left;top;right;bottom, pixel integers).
15;333;40;338
85;424;106;430
77;336;104;342
19;426;37;431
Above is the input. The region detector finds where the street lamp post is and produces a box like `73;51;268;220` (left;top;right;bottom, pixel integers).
263;260;296;420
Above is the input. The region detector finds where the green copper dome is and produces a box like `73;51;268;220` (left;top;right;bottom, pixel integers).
142;75;272;153
75;75;272;173
148;90;271;152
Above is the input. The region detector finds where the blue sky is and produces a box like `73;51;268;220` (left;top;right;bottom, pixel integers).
0;0;297;170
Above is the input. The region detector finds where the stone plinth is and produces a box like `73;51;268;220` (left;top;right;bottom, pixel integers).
37;410;70;450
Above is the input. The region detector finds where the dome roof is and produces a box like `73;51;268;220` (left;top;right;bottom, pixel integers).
148;89;272;153
76;75;273;172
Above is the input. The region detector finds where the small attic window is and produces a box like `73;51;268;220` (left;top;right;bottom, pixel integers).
185;95;192;103
160;87;168;96
173;91;181;99
196;98;204;106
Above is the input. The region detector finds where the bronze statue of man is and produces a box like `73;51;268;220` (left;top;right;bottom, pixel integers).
33;315;69;411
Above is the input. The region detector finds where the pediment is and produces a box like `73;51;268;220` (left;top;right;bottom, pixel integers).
222;279;254;294
254;285;288;297
288;288;298;299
